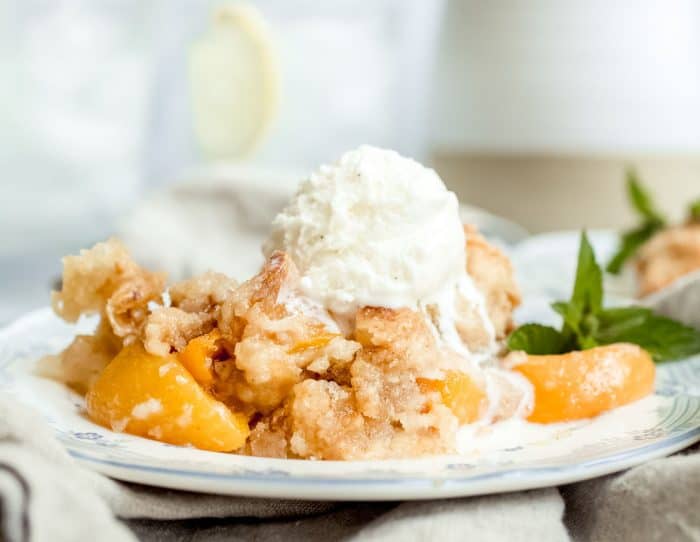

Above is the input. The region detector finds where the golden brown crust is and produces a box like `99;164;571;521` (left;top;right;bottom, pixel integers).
143;307;215;357
105;273;167;342
237;306;460;459
636;224;700;296
286;380;370;460
351;307;457;454
246;409;291;458
214;252;360;415
465;225;521;338
51;238;165;325
169;271;238;314
217;251;295;345
49;240;164;391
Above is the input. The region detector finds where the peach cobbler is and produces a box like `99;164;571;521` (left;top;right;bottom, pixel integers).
44;147;660;460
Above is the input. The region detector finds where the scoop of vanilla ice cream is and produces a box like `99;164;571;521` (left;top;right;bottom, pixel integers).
263;146;467;316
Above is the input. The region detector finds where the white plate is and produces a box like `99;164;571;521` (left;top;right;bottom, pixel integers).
510;229;637;303
1;308;700;501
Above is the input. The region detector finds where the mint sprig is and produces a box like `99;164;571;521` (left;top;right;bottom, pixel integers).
627;169;665;223
508;231;700;362
689;199;700;223
606;170;666;274
594;307;700;361
507;324;567;355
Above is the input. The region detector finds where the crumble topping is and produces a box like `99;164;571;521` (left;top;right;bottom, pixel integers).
50;232;529;460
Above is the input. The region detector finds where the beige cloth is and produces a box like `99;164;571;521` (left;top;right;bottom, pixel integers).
562;444;700;541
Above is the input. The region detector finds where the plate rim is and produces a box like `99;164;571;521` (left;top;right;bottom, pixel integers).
64;428;700;500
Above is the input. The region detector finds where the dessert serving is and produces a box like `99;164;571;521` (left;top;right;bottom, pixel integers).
43;147;697;460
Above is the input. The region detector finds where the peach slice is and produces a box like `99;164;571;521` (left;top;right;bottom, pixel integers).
178;329;223;386
86;345;249;451
511;343;655;423
418;370;486;424
288;333;339;354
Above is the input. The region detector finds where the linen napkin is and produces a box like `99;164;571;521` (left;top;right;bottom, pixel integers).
562;442;700;542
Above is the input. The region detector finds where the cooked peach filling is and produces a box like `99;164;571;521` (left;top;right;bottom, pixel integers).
511;344;655;423
287;333;339;354
87;345;249;452
417;371;486;424
178;329;223;386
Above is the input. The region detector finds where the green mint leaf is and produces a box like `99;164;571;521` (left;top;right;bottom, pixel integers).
689;199;700;222
553;301;603;350
594;306;653;342
596;311;700;362
550;301;570;321
507;324;566;355
627;169;666;223
552;232;604;351
606;222;663;275
606;172;665;275
641;316;700;362
552;299;581;338
570;231;603;317
594;307;700;362
550;301;579;350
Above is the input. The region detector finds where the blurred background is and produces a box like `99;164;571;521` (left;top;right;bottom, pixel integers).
1;0;699;324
